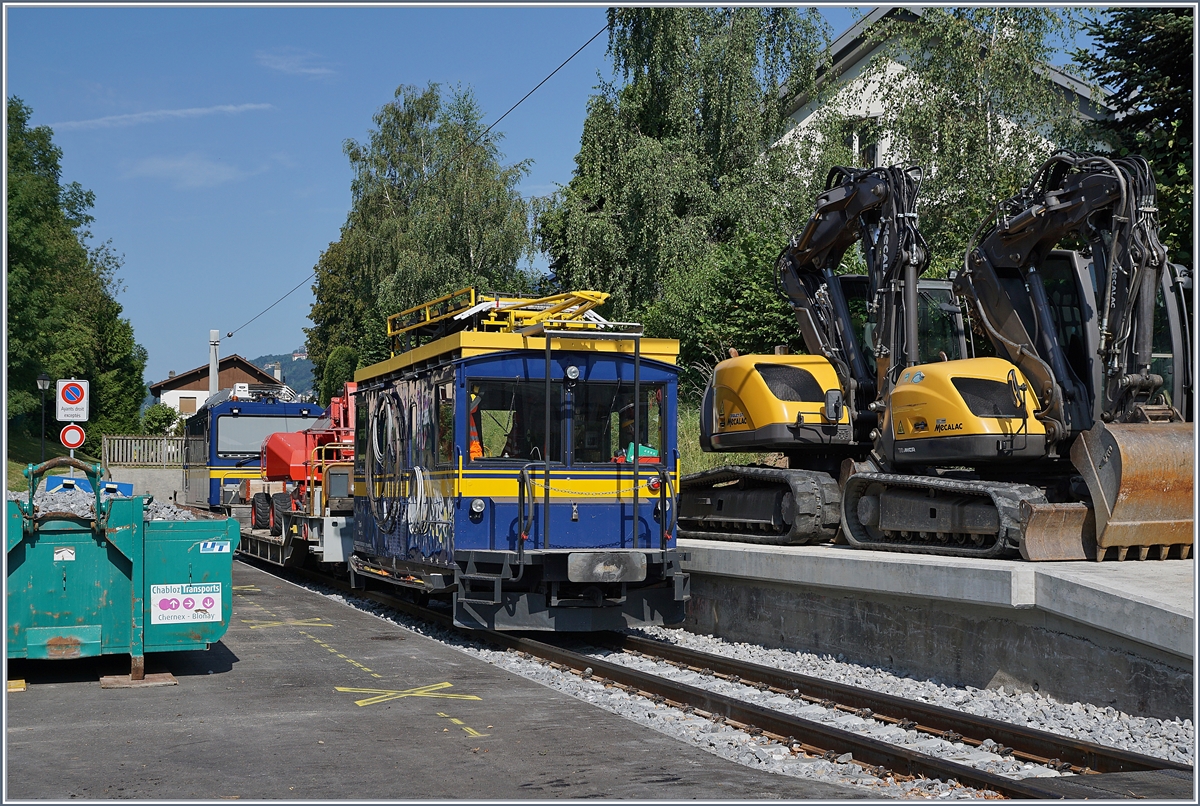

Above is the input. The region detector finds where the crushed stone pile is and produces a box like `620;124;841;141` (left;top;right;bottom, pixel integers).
6;487;198;521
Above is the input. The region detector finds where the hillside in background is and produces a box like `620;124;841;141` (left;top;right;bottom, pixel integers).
252;352;314;396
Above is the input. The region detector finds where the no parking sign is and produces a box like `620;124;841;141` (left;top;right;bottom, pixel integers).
56;379;89;422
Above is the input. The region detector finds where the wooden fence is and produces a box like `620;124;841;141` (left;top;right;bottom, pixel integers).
102;435;187;467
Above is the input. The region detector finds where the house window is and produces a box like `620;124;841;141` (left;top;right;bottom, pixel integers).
179;396;198;414
842;120;880;168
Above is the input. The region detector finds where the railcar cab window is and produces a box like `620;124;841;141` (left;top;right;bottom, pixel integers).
573;382;665;464
468;380;563;461
437;383;454;465
354;394;368;474
184;416;207;463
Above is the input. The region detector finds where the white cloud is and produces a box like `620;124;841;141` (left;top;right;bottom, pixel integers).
124;153;257;189
255;47;335;77
50;103;273;131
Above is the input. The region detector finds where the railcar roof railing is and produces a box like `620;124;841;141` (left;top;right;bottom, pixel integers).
388;287;614;354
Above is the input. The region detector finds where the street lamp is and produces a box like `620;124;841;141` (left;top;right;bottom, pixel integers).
36;373;51;463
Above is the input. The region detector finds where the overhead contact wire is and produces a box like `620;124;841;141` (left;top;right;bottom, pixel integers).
224;21;611;340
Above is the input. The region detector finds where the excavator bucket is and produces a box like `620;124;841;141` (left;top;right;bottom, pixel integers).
1070;421;1194;559
1018;501;1095;562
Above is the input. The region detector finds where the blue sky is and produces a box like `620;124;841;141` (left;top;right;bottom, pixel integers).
7;5;1090;389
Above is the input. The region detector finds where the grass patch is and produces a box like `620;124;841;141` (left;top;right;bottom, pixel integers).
6;427;100;492
676;403;770;476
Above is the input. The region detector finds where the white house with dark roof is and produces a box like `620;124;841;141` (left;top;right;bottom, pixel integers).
781;6;1110;166
148;355;280;416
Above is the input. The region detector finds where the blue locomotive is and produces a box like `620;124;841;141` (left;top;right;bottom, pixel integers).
183;387;323;509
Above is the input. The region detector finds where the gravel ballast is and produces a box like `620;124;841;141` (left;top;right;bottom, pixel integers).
281;574;1194;799
632;626;1196;767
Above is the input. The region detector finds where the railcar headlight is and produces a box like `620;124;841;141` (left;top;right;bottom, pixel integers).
565;365;580;381
469;498;487;523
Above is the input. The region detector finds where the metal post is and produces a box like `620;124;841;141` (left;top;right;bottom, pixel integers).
36;372;51;464
544;336;552;549
209;330;220;400
632;336;640;548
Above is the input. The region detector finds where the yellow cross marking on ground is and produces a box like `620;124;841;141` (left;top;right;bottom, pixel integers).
233;585;261;592
437;711;489;737
336;682;481;707
241;617;334;629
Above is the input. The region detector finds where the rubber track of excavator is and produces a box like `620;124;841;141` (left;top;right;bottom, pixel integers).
677;465;841;545
841;472;1045;559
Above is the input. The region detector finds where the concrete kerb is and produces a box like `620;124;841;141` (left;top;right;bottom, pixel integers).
1032;567;1194;659
682;542;1038;609
678;541;1193;660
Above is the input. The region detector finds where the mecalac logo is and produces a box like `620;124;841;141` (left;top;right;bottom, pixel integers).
934;420;963;432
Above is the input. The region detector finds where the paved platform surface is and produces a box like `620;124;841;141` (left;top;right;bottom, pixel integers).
5;561;864;800
680;540;1195;658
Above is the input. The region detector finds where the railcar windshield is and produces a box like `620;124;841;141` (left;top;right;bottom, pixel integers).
573;382;665;463
215;415;310;456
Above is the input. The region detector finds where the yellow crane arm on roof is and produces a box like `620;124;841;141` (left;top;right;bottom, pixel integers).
387;287;611;345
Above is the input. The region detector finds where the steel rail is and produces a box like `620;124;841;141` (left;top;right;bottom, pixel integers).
478;630;1067;799
601;633;1192;777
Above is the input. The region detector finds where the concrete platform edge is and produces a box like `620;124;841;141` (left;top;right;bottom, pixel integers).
679;540;1194;660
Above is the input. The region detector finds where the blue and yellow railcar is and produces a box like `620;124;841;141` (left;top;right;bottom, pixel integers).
350;289;690;630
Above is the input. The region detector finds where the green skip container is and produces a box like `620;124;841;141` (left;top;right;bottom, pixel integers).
7;457;240;679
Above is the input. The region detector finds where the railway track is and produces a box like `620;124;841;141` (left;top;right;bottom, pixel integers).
248;558;1191;800
594;633;1191;778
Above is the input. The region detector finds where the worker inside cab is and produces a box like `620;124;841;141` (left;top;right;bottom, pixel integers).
468;387;484;460
466;379;562;461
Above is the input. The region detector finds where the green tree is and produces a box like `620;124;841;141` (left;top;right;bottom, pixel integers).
535;8;834;395
141;403;179;436
319;345;358;406
7;97;147;453
814;7;1087;276
540;8;830;324
1073;7;1193;266
306;83;534;387
7;97;95;420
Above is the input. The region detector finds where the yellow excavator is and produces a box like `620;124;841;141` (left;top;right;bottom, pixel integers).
842;151;1193;561
679;165;969;544
681;153;1192;561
